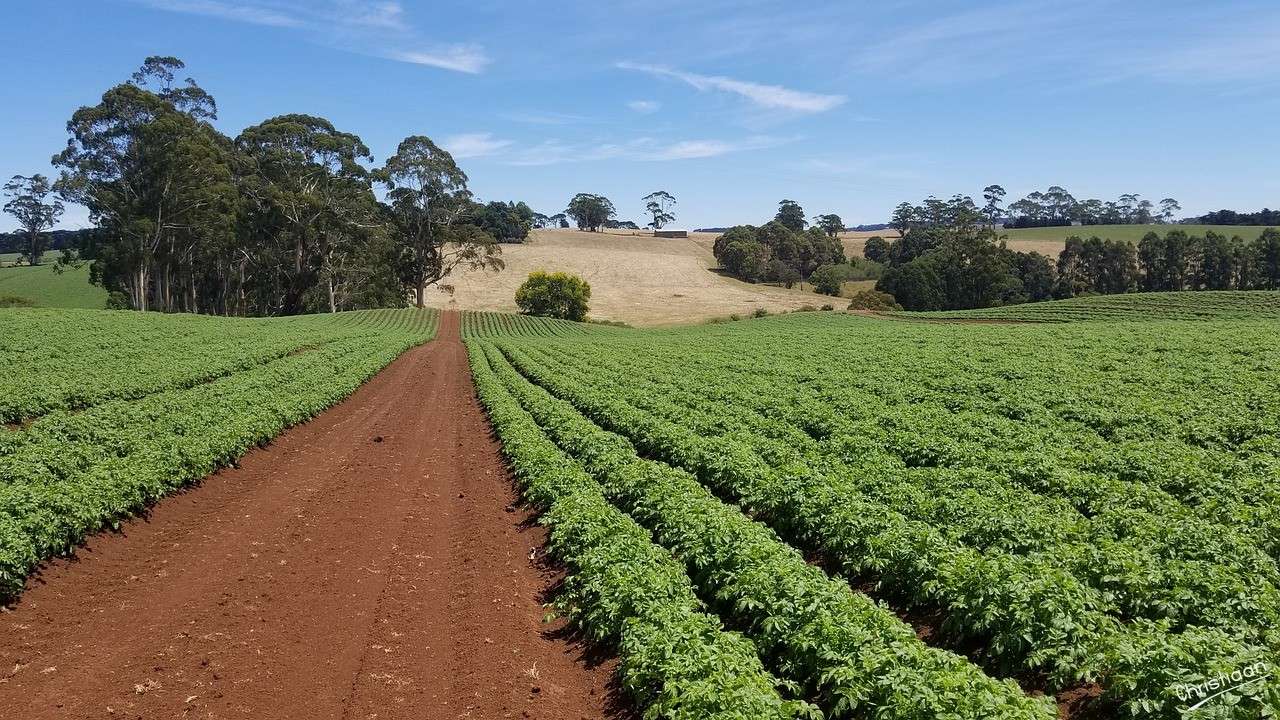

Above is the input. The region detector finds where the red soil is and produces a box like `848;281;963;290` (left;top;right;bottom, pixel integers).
0;311;620;719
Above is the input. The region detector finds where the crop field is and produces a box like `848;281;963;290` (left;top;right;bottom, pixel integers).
466;309;1280;719
461;310;625;339
896;290;1280;322
0;308;437;599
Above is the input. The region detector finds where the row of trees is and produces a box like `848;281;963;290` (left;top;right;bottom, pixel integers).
712;200;845;286
554;190;680;233
1058;229;1280;296
1192;208;1280;226
870;192;1280;309
872;201;1055;310
891;187;1184;233
36;56;516;315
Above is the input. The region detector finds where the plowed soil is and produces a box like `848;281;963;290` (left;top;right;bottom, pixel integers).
0;311;620;719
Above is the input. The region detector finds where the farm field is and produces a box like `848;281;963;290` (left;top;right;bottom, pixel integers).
0;307;437;598
5;294;1280;719
465;303;1280;719
0;262;106;308
896;289;1280;322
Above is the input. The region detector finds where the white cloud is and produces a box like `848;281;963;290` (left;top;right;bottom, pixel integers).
132;0;487;74
501;135;791;166
627;99;661;113
442;132;513;159
617;62;845;113
137;0;301;26
389;46;490;74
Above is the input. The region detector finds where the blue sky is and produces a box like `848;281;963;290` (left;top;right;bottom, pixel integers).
2;0;1278;231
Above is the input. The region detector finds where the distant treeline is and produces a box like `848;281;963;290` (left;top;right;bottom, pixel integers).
0;228;94;255
1190;208;1280;226
874;194;1280;309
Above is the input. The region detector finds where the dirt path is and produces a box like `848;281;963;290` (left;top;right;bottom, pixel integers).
0;311;620;719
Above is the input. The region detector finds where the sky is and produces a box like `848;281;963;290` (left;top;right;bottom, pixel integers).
1;0;1278;231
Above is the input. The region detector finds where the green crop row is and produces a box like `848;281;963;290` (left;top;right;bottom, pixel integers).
893;290;1280;322
481;342;1056;719
465;340;815;720
0;308;438;423
529;341;1280;636
0;310;436;601
460;310;613;339
491;336;1280;719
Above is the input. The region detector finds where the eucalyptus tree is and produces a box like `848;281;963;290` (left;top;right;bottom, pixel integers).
774;199;806;232
565;193;615;232
981;184;1005;226
815;213;846;240
236;114;378;314
53;60;235;311
2;174;64;265
642;190;677;230
378;135;503;307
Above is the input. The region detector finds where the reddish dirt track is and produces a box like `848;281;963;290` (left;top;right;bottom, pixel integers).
0;311;621;719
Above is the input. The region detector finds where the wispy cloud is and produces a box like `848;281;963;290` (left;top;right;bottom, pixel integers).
442;132;514;159
136;0;301;26
627;99;661;114
132;0;489;73
617;62;845;113
388;46;489;74
500;135;792;166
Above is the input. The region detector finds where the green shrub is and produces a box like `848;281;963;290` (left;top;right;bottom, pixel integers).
846;289;902;311
514;271;591;321
752;307;769;318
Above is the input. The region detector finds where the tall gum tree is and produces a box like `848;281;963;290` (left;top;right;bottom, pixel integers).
377;135;503;307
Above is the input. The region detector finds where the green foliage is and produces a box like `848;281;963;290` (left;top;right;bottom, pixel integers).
895;290;1280;322
461;310;625;339
713;220;844;286
466;342;815;719
808;264;846;296
470;311;1280;718
565;193;616;232
774;199;806;232
0;308;437;600
473;200;534;243
514;271;591;321
862;235;890;263
845;290;901;310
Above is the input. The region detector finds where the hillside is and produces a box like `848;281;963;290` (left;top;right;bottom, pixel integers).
0;262;106;308
422;228;834;325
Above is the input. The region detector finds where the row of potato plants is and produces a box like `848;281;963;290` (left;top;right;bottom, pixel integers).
460;310;610;340
0;311;437;600
464;340;815;720
494;338;1279;719
0;308;438;423
523;316;1280;566
530;341;1280;637
480;342;1057;719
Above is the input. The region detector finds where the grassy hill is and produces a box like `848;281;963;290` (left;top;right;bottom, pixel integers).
0;262;107;309
423;228;834;326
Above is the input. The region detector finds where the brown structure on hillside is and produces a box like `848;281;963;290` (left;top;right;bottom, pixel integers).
654;229;688;238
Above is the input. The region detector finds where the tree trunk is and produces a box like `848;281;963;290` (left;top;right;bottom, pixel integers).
415;280;426;308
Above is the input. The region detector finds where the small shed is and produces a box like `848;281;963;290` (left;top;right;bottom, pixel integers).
654;229;689;238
